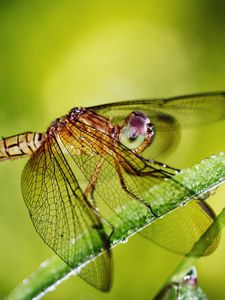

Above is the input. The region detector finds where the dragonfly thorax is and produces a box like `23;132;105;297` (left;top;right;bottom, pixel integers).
47;117;67;135
69;108;115;136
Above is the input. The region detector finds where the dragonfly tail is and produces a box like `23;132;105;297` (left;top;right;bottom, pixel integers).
0;132;45;161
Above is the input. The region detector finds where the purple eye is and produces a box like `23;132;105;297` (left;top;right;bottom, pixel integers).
128;115;148;136
119;112;152;150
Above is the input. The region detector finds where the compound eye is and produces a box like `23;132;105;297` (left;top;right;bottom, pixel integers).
119;114;149;150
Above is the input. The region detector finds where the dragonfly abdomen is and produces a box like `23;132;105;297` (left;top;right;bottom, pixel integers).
0;132;45;161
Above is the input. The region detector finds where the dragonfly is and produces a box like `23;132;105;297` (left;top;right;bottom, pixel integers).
1;92;225;292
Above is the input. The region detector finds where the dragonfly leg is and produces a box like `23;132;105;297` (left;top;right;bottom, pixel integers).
114;159;158;218
84;157;115;237
140;156;180;174
84;157;104;207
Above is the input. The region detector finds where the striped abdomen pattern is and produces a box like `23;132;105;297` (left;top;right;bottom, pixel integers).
0;132;45;161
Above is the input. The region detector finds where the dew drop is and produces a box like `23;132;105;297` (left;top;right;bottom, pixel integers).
47;285;56;292
121;237;128;244
23;278;29;285
40;260;48;269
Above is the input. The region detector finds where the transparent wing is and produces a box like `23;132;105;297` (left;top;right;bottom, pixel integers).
58;119;219;256
90;92;225;126
90;92;225;158
21;136;112;291
140;200;220;256
59;119;177;219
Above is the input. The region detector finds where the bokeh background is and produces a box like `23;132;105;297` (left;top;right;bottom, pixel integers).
1;1;225;299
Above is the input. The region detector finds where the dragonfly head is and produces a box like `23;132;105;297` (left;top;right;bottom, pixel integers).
119;111;154;152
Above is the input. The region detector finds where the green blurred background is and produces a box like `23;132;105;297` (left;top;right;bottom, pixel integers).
1;1;225;299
